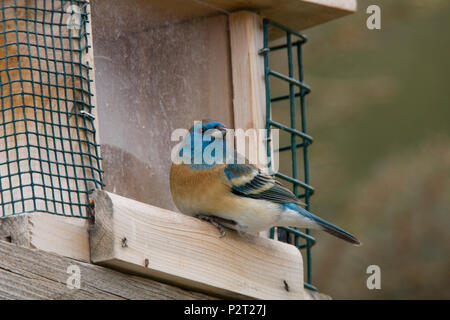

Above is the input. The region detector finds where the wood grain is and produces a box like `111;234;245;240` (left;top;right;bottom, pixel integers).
230;11;266;142
0;239;213;299
0;212;91;262
90;189;305;300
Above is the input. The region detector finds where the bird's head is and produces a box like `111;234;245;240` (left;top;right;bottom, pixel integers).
177;120;229;168
188;120;228;141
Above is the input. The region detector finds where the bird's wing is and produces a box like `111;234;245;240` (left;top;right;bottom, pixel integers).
224;163;305;206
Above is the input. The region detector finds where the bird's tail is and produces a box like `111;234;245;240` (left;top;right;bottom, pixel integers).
291;204;361;246
311;213;361;246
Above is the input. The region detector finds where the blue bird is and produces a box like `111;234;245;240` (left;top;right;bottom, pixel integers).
170;120;360;245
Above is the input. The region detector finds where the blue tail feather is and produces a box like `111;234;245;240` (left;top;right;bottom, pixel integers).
284;203;361;246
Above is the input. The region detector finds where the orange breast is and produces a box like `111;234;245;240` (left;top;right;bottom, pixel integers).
169;163;231;216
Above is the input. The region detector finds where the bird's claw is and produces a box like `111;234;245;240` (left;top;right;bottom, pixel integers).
195;214;227;238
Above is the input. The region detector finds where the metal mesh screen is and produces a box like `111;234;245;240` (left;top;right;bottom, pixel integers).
261;19;317;291
0;0;102;218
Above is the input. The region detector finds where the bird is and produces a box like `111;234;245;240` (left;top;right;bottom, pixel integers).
170;120;361;245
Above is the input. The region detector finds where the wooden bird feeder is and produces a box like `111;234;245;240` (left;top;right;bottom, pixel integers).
0;0;356;300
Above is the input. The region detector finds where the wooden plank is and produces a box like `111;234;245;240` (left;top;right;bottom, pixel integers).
202;0;357;13
0;239;213;299
91;0;356;38
0;212;90;262
211;0;357;38
0;215;30;247
229;11;266;147
90;190;305;300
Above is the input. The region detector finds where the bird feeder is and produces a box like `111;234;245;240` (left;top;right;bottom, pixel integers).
0;0;356;300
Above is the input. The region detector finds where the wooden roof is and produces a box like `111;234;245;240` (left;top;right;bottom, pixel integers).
202;0;357;33
95;0;357;39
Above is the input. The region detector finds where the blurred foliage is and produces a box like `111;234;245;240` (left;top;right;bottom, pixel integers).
270;0;450;299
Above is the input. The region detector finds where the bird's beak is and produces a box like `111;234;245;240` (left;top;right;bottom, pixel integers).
210;125;228;139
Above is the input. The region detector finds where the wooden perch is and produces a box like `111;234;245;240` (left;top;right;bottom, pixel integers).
89;190;305;300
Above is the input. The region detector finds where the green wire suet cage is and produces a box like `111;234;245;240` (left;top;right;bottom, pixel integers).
0;0;103;218
261;19;317;291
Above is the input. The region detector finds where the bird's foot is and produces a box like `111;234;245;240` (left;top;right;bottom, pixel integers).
236;230;253;238
195;215;227;238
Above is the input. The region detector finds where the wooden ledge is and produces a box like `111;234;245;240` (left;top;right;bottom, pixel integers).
89;190;305;300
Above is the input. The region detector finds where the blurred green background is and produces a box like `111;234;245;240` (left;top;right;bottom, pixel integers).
270;0;450;299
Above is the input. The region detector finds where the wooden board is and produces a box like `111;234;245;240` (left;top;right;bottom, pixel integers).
0;212;90;262
89;190;305;300
230;11;266;159
91;0;356;39
210;0;357;38
0;239;213;299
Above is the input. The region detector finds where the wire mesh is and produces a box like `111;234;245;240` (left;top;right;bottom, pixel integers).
261;19;317;291
0;0;103;218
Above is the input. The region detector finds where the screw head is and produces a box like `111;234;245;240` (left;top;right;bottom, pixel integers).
121;237;128;248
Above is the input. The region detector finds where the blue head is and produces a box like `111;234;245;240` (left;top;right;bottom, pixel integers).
179;120;228;169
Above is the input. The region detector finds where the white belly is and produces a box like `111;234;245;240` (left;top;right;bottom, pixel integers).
207;197;284;233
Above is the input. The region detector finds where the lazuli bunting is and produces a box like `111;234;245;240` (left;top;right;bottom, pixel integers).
170;120;360;245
